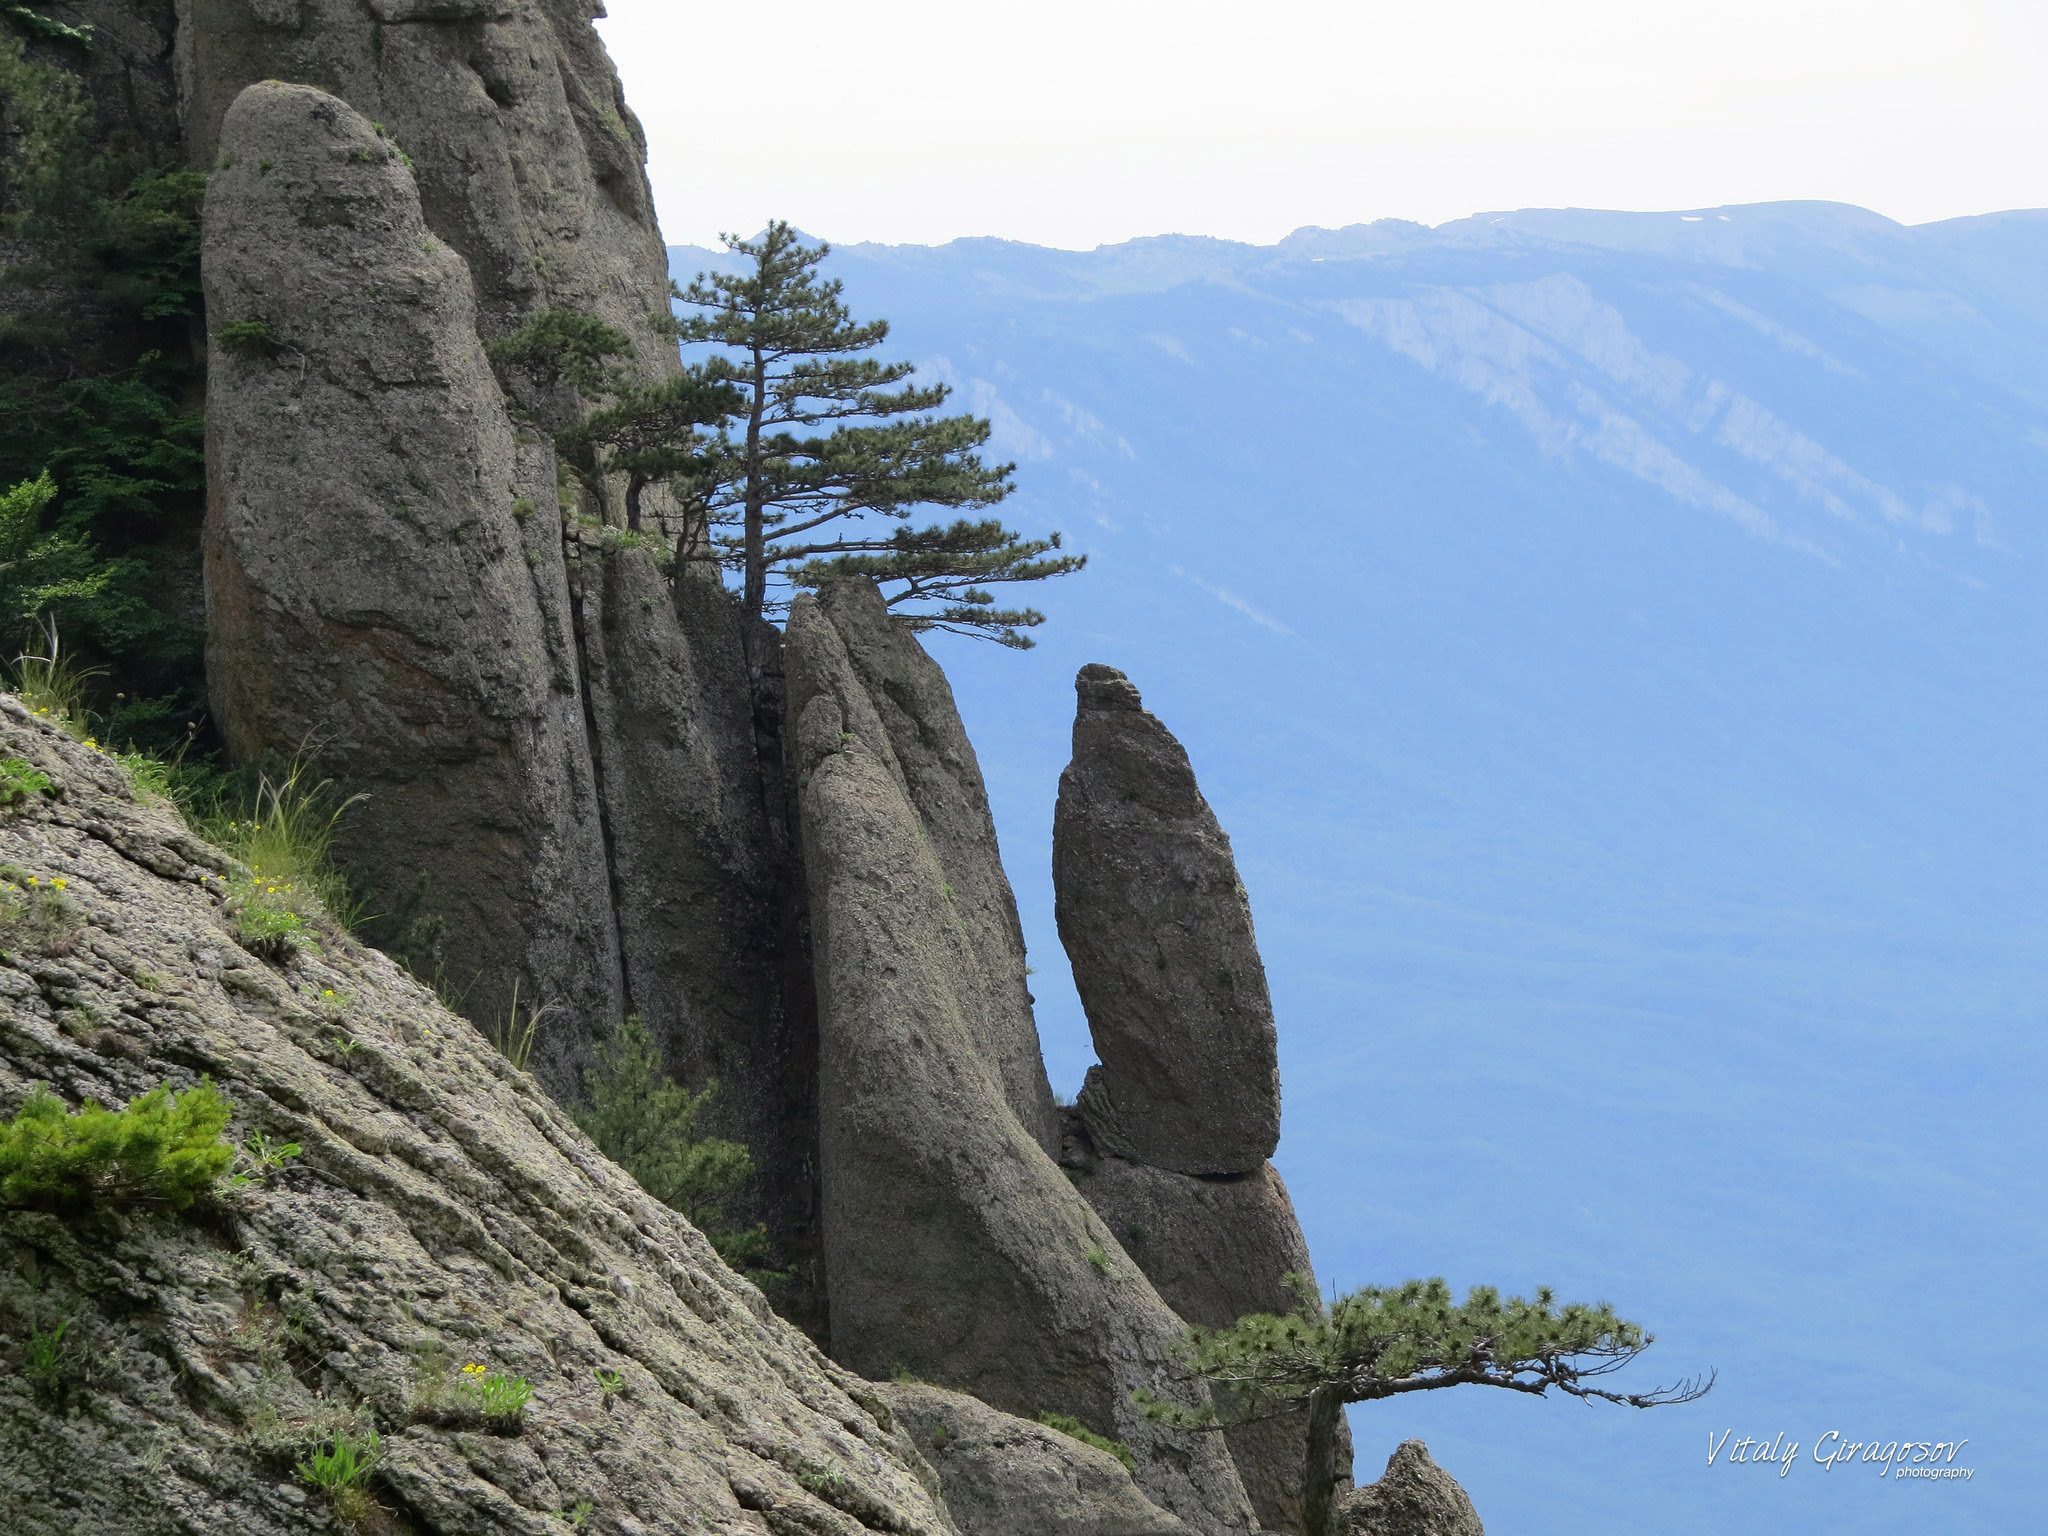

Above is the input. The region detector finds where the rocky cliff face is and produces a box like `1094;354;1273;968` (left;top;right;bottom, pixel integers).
179;0;674;365
188;6;820;1324
201;78;624;1080
784;584;1256;1536
54;4;1408;1528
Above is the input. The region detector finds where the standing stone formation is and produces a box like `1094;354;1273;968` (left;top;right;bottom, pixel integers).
1338;1442;1487;1536
1054;664;1280;1174
1054;664;1352;1532
201;80;624;1062
174;5;1390;1529
786;581;1256;1536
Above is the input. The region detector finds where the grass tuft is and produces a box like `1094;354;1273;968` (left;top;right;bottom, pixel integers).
1035;1410;1134;1470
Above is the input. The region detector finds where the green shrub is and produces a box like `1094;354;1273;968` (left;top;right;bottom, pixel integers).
1036;1411;1134;1470
224;1130;301;1188
459;1360;532;1425
572;1014;780;1279
9;618;105;739
216;319;274;357
295;1425;380;1523
0;1079;233;1209
484;977;550;1071
0;754;51;804
23;1317;69;1390
192;755;366;955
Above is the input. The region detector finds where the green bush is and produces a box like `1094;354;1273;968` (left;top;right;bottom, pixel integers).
0;754;51;804
23;1316;69;1390
1035;1411;1134;1470
572;1014;778;1278
189;755;366;957
0;1079;233;1209
458;1361;532;1425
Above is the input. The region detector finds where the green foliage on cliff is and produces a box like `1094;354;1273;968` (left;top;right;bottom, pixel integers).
572;1014;777;1277
0;1080;234;1210
1141;1275;1712;1534
0;27;207;750
671;221;1085;646
1035;1411;1134;1470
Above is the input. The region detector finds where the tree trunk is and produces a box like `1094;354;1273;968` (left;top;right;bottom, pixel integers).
742;348;767;628
1301;1387;1344;1536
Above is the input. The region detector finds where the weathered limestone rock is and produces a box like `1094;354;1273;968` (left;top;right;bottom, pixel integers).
1337;1442;1486;1536
570;540;824;1331
1067;1146;1352;1533
815;579;1060;1153
201;81;620;1062
178;0;675;367
1054;664;1280;1174
0;698;953;1536
878;1382;1194;1536
787;586;1256;1536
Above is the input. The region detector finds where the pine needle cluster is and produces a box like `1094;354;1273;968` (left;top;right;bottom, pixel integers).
1143;1275;1711;1424
0;1080;234;1210
571;1015;776;1277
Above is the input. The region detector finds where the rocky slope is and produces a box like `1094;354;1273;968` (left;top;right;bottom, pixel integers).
0;698;943;1535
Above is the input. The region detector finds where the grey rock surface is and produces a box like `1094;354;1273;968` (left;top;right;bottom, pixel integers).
1053;664;1280;1174
201;80;622;1060
786;587;1256;1536
1069;1144;1353;1533
1337;1441;1486;1536
816;579;1060;1154
179;0;676;374
878;1382;1194;1536
0;697;954;1536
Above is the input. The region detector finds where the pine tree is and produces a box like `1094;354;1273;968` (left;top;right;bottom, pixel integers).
668;221;1084;648
1138;1276;1712;1536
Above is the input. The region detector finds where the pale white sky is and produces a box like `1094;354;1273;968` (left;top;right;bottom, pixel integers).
595;0;2048;251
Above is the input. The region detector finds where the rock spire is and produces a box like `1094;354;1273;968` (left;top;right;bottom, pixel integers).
1053;664;1281;1174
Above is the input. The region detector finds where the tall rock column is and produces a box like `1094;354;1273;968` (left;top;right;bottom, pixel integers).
816;579;1061;1152
202;80;621;1059
788;582;1255;1536
1054;664;1351;1532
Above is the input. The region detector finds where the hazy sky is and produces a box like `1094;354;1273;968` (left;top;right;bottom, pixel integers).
596;0;2048;251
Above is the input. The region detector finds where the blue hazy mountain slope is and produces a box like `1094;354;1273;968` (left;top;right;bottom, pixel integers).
670;204;2046;1535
